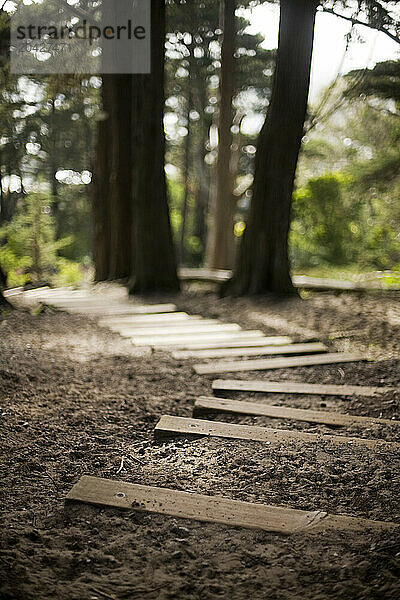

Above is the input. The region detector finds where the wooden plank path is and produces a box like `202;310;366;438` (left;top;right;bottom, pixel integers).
212;379;396;397
66;476;395;533
172;342;328;360
17;287;398;535
193;397;400;428
131;330;266;347
194;352;365;375
154;416;399;450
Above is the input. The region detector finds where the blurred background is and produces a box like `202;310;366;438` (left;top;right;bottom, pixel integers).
0;0;399;290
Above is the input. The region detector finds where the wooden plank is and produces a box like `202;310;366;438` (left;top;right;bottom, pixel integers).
119;323;241;338
193;397;399;428
154;416;399;450
98;312;196;326
107;318;220;332
178;268;399;291
168;336;293;350
53;304;177;315
212;379;396;398
131;330;265;347
179;267;232;283
194;352;365;375
172;342;328;360
66;476;395;533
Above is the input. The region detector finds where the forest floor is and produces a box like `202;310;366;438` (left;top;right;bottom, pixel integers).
0;285;399;600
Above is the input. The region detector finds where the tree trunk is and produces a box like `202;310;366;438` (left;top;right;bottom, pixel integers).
0;264;10;308
108;74;133;280
92;75;112;282
129;0;179;294
206;0;236;270
179;89;192;265
49;99;60;238
227;0;318;295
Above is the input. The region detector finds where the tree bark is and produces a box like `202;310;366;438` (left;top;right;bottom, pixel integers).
206;0;236;270
92;75;112;282
179;88;192;265
108;74;133;280
0;264;11;309
227;0;318;295
129;0;179;294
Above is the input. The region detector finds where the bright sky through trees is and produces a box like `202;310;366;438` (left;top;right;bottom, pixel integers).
243;3;399;102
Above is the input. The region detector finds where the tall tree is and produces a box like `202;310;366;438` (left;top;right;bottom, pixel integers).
228;0;318;294
92;75;112;281
0;264;10;308
228;0;400;295
206;0;236;270
129;0;179;293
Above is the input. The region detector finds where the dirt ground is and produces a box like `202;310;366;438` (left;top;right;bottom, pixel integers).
0;285;399;600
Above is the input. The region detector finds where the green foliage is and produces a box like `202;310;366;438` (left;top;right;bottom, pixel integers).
291;173;355;267
291;172;400;272
56;185;92;261
54;257;88;287
0;191;87;285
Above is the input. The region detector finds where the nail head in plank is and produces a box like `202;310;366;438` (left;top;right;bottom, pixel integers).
193;397;400;428
154;416;398;450
194;352;366;375
131;330;265;347
212;379;396;398
173;342;327;360
66;476;395;533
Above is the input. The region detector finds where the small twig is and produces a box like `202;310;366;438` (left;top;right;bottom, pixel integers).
116;456;126;475
90;587;116;600
119;586;164;598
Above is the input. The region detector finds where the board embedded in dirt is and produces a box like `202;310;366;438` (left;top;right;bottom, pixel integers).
193;396;400;428
66;476;395;533
154;415;398;449
211;379;395;397
194;352;365;375
131;330;266;347
172;342;328;360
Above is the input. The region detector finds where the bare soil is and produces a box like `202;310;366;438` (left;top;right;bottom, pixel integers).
0;286;399;600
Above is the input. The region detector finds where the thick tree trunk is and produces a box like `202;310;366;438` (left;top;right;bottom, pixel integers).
179;90;192;265
92;75;112;282
129;0;179;294
206;0;236;270
108;74;133;280
227;0;318;295
0;264;11;309
0;289;10;308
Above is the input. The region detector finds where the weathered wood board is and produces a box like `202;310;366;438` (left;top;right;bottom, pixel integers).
212;379;396;398
194;352;365;375
172;342;328;360
66;476;395;533
98;313;197;326
154;416;398;449
131;330;265;347
168;336;294;350
179;267;232;283
53;304;177;315
193;397;399;428
117;323;241;338
178;268;397;292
